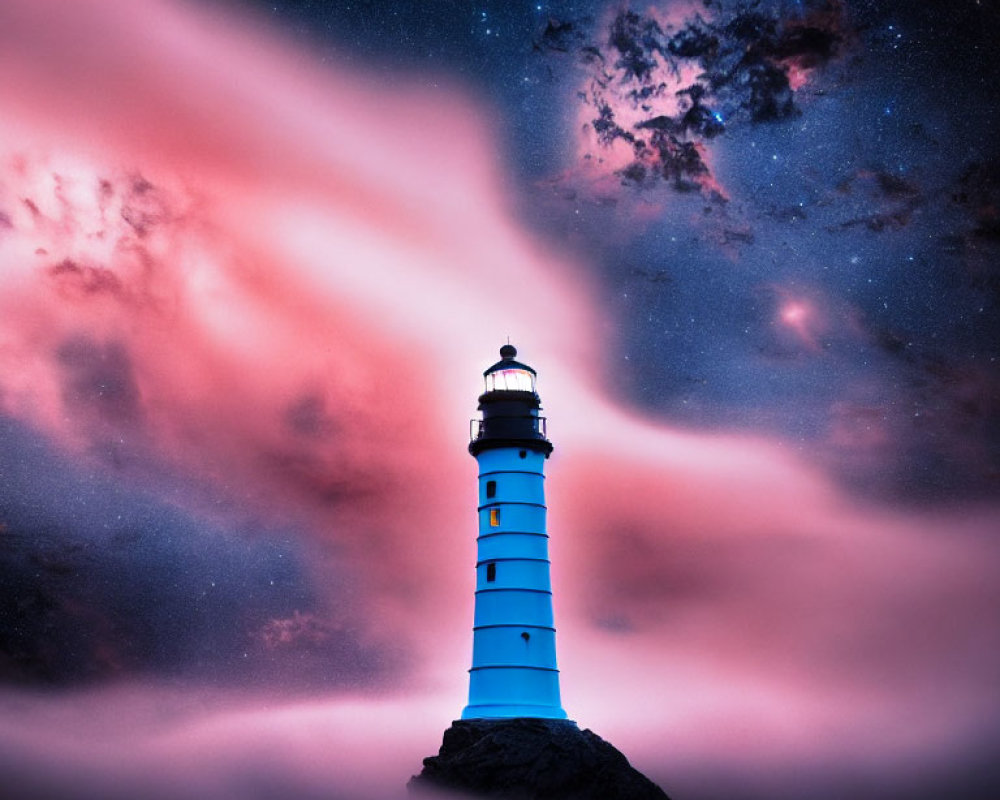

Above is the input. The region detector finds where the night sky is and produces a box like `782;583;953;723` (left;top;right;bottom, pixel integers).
0;1;998;799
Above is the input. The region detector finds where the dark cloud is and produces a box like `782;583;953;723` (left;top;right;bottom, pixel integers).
608;10;668;83
950;162;1000;300
50;258;125;296
861;330;1000;500
627;264;673;284
535;17;589;54
826;168;926;232
0;415;387;690
284;391;338;439
119;174;172;236
56;337;142;426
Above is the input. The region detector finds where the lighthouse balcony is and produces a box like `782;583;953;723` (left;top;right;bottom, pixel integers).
470;415;547;443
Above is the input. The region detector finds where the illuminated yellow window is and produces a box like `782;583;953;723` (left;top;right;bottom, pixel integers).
489;508;500;527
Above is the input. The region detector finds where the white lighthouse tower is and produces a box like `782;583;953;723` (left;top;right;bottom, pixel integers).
462;344;567;720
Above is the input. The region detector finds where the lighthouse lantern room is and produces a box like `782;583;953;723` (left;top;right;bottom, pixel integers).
462;344;567;720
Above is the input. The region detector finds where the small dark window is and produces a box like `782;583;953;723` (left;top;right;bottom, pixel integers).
486;562;496;582
486;480;496;498
519;450;527;459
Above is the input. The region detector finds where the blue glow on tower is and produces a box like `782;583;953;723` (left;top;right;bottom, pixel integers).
462;344;567;720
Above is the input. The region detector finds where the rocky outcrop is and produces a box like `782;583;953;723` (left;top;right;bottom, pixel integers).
409;718;671;799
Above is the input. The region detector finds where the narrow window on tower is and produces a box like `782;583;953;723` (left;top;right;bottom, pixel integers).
489;508;500;527
486;480;496;499
486;562;496;582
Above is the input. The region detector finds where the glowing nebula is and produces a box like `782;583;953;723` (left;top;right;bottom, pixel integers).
778;298;819;348
549;1;845;205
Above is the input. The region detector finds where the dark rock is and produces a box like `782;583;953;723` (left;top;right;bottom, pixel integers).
409;718;671;799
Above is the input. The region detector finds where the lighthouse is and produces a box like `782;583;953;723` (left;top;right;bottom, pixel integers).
410;346;669;800
462;344;567;720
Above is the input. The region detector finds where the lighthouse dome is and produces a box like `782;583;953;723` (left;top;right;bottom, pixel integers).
483;344;537;393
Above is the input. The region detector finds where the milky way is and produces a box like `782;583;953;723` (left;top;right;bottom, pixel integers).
0;1;998;799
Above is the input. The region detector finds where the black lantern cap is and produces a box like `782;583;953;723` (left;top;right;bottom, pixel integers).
482;343;537;382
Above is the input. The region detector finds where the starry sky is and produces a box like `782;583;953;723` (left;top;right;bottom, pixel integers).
0;1;998;799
